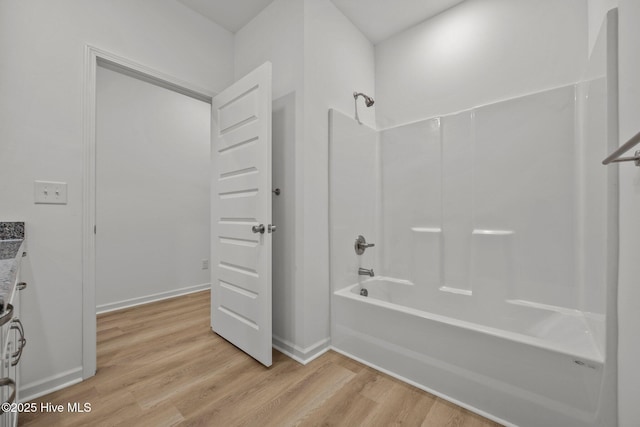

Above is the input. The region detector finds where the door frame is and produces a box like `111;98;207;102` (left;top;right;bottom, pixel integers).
81;45;214;378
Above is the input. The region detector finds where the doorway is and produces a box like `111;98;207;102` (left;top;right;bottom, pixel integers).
95;63;211;313
82;46;214;378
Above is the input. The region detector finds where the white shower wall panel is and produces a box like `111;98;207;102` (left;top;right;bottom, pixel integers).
380;84;581;311
581;77;608;317
380;119;441;282
329;110;379;293
473;85;578;308
442;111;474;293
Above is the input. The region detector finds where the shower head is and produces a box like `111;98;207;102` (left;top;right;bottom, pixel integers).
353;92;374;107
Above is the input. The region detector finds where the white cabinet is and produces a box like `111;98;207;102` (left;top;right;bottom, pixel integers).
0;279;26;427
0;226;26;427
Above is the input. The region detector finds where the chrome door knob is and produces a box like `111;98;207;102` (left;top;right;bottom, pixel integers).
268;224;276;233
252;224;265;234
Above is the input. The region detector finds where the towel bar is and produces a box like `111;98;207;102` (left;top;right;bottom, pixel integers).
603;130;640;166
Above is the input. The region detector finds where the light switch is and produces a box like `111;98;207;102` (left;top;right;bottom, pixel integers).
34;181;68;204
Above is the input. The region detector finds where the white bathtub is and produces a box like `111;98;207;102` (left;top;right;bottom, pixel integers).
332;278;608;427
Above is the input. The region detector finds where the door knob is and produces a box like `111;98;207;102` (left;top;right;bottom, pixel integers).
268;224;276;233
252;224;265;234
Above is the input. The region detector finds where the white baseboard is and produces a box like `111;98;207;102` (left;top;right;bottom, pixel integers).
20;367;84;403
273;335;331;365
96;283;210;314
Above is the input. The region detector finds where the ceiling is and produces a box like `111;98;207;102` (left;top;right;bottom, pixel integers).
178;0;466;44
331;0;466;44
177;0;275;33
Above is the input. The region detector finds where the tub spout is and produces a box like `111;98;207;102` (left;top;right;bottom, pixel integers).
358;267;374;277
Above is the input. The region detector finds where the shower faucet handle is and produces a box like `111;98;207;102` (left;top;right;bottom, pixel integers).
355;235;375;255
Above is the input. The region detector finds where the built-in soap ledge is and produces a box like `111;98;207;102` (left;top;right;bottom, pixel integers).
411;227;442;233
439;286;472;296
471;229;514;236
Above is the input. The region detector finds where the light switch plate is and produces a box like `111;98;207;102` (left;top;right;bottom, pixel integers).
34;181;68;204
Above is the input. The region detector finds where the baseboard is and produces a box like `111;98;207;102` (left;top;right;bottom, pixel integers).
20;367;84;403
272;335;331;365
96;283;210;314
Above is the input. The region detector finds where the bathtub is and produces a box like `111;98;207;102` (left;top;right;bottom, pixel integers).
332;278;607;427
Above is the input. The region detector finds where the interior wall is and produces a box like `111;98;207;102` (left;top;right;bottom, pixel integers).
234;0;304;102
375;0;588;128
95;65;211;311
271;93;298;350
302;0;375;350
234;0;375;358
0;0;234;398
616;1;640;425
234;0;307;355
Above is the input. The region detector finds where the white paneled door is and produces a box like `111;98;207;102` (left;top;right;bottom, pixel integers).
211;62;273;367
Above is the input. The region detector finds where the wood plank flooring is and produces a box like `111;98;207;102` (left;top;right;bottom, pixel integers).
19;290;502;427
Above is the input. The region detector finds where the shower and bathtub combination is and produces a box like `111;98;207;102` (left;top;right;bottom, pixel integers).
329;11;618;427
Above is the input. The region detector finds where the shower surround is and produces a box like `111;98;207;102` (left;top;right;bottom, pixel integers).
329;14;617;426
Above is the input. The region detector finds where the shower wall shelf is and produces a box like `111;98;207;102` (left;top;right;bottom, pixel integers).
602;130;640;166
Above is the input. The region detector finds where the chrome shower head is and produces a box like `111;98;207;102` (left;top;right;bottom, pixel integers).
353;92;374;107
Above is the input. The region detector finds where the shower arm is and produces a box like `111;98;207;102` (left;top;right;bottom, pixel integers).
354;95;362;124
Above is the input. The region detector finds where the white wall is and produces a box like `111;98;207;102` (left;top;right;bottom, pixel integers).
95;65;211;311
235;0;375;359
271;93;298;351
0;0;234;398
302;0;375;350
234;0;304;102
617;1;640;425
375;0;588;128
234;0;308;357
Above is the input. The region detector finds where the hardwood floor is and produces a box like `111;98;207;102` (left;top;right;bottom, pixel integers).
19;291;502;427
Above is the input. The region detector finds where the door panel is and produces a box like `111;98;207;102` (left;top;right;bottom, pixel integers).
218;170;260;194
218;264;260;295
211;62;272;367
219;196;261;221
